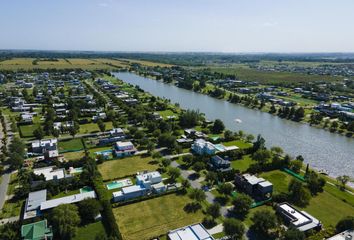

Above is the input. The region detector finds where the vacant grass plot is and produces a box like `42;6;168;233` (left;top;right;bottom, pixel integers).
73;221;106;240
260;170;293;194
223;140;252;149
98;155;158;180
58;138;84;151
19;124;37;137
79;122;113;134
301;191;354;227
113;193;204;240
231;154;253;172
62;150;85;161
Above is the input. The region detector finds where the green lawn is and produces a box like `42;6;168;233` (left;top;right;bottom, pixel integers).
157;109;178;120
223;140;252;149
301;191;354;227
58;138;84;152
231;155;253;172
62;150;85;161
73;221;106;240
113;193;204;240
260;170;293;194
79;122;113;134
98;155;158;181
19;124;37;137
50;189;80;199
0;199;24;219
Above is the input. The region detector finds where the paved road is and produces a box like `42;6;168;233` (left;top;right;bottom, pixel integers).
0;118;12;211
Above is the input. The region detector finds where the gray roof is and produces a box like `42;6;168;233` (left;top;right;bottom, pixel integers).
26;189;47;211
40;191;96;211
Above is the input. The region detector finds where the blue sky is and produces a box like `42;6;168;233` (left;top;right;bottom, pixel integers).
1;0;354;52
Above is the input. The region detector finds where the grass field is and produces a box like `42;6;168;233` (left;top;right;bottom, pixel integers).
301;191;354;227
73;221;106;240
62;150;85;161
210;66;341;84
113;193;204;240
19;124;37;138
223;140;252;149
58;138;84;151
79;122;114;134
98;155;158;180
260;170;293;194
231;154;253;172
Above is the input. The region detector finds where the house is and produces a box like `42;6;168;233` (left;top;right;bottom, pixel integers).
191;139;216;155
235;173;273;199
209;155;232;172
20;113;33;124
24;189;97;219
21;219;53;240
327;230;354;240
276;202;322;232
112;185;147;202
113;171;165;202
168;223;214;240
92;112;107;122
184;129;207;139
109;128;125;137
31;139;58;154
33;166;70;181
113;141;137;158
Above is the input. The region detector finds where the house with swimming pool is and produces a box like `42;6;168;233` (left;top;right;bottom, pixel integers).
112;171;166;202
113;141;137;158
191;139;238;155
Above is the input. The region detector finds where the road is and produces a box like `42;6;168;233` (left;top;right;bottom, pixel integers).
0;118;12;211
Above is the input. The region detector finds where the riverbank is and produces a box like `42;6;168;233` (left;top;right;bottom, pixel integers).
113;71;354;183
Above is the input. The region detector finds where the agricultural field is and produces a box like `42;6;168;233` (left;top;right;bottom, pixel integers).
98;155;159;181
209;66;341;84
113;193;204;240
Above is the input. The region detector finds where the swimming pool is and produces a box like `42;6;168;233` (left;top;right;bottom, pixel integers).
80;186;93;193
106;178;133;190
95;149;112;155
214;144;226;152
69;167;83;174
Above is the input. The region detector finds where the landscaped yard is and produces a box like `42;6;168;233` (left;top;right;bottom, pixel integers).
0;199;24;219
73;221;106;240
231;154;253;172
98;155;158;181
223;140;252;149
58;138;84;152
260;170;293;194
79;122;113;134
62;150;85;161
112;193;204;240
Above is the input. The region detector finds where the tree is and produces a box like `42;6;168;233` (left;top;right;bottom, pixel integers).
224;130;234;141
78;199;102;224
189;189;206;205
205;171;218;186
192;162;206;172
306;171;326;195
182;154;194;166
179;109;201;128
223;218;245;240
158;133;176;150
232;193;253;217
290;160;303;173
252;149;271;166
251;210;277;237
212;119;225;133
336;175;350;190
336;216;354;233
288;179;311;207
253;134;266;151
50;204;80;239
168;167;181;183
181;179;191;189
294;107;305;120
97;119;106;132
206;203;221;219
218;182;233;196
33;127;44;139
69;126;78;138
283;227;305;240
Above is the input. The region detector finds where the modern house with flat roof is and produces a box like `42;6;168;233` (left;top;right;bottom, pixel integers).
235;173;273;200
276;202;322;232
113;141;137;158
191;139;216;155
168;223;214;240
327;230;354;240
21;219;53;240
33;166;70;181
24;189;96;219
31;139;58;153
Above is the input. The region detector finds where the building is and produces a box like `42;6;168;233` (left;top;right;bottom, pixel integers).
109;128;125;137
209;155;232;172
191;139;216;155
24;189;96;219
31;139;58;154
113;141;137;158
276;203;322;232
33;166;70;181
20;113;33;124
235;173;273;199
327;230;354;240
113;171;165;202
21;219;53;240
168;223;214;240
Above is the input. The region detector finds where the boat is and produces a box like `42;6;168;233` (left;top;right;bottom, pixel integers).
234;118;242;123
318;169;329;175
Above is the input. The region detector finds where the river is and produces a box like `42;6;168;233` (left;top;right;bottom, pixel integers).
113;72;354;180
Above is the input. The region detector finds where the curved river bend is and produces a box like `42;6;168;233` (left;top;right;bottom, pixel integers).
114;72;354;180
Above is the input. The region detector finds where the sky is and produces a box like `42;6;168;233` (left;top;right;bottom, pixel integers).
1;0;354;52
